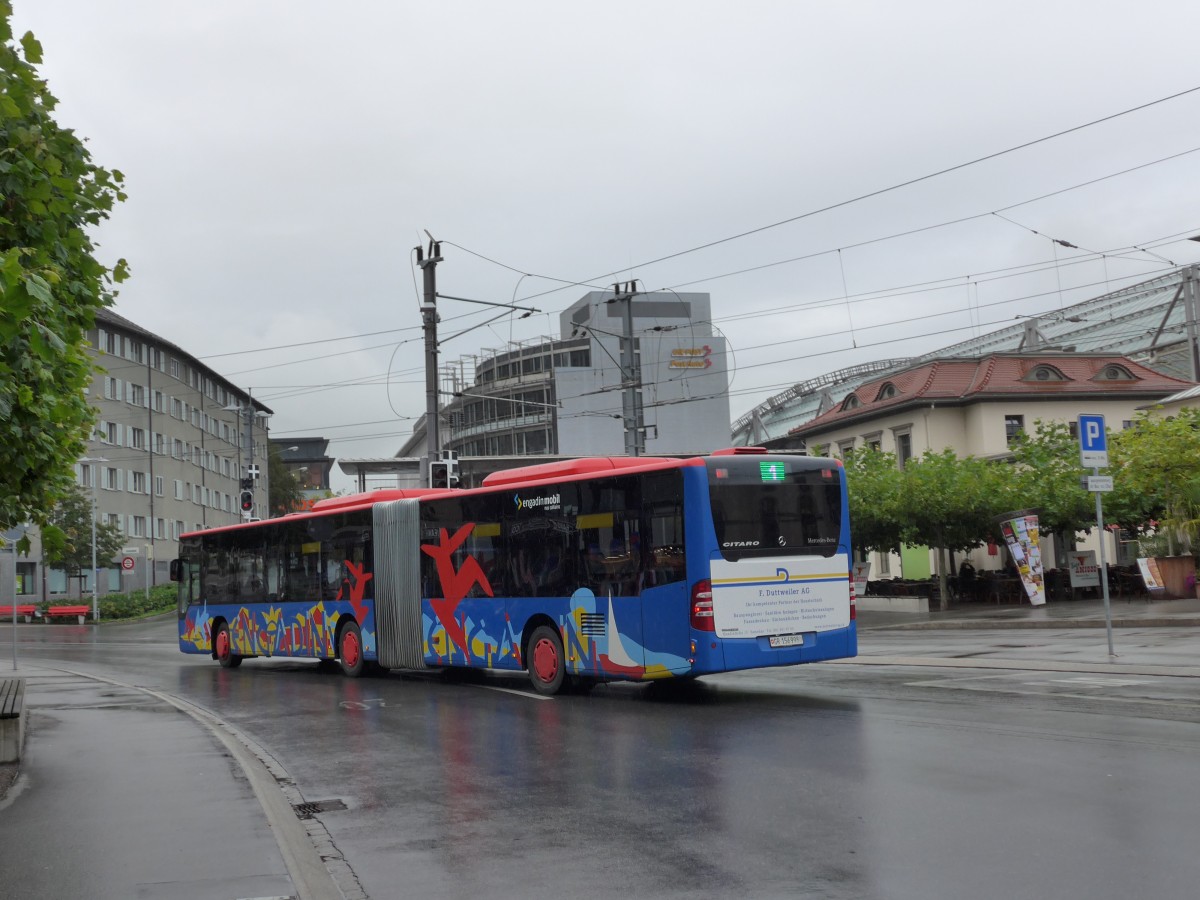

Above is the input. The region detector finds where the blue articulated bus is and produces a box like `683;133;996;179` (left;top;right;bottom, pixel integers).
172;448;856;694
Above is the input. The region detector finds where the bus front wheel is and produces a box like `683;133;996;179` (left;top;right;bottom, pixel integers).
339;620;365;678
214;623;242;669
527;625;566;696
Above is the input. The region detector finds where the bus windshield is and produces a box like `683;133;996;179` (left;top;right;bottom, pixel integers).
706;457;843;560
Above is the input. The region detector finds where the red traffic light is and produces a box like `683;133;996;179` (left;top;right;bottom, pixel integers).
240;490;254;512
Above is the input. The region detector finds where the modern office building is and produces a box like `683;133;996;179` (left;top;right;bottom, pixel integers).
397;290;731;465
7;307;271;603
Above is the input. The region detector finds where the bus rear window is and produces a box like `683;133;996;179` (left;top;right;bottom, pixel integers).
706;460;843;559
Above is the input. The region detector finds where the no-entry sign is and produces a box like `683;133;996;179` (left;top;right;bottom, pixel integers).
120;556;135;571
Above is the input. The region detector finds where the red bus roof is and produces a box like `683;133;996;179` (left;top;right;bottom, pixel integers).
180;456;709;541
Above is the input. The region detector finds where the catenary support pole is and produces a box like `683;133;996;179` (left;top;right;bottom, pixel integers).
417;238;443;474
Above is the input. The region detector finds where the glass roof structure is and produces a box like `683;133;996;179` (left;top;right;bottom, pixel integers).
732;267;1199;445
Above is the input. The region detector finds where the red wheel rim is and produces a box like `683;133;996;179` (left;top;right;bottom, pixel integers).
216;630;229;659
343;631;360;668
532;636;559;683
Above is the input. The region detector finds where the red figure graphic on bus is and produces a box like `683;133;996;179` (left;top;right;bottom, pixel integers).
421;523;495;657
336;560;372;621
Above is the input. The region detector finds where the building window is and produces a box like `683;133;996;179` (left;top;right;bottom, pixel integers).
131;516;146;538
130;383;144;407
104;467;119;490
1027;365;1067;382
16;562;36;595
838;439;856;457
1005;414;1025;447
132;471;147;494
172;398;183;419
155;475;164;497
841;393;860;411
894;431;913;468
875;382;899;401
104;376;118;399
876;551;890;576
130;427;145;450
1095;365;1135;381
79;463;93;488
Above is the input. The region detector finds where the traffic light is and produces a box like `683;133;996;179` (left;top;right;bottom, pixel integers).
240;490;254;512
430;461;449;489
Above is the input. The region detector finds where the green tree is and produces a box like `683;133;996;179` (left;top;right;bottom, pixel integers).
0;4;128;546
1107;407;1200;555
896;449;1018;609
1009;420;1094;543
267;443;304;517
843;446;905;555
42;481;123;597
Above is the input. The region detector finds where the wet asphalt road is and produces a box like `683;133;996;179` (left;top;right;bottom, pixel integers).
7;618;1200;900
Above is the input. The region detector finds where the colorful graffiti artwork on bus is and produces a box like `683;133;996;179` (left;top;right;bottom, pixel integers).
419;587;688;679
420;523;496;656
419;524;688;679
180;601;376;658
179;557;376;658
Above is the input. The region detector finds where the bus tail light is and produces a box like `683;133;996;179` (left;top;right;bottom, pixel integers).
691;579;715;632
849;572;857;621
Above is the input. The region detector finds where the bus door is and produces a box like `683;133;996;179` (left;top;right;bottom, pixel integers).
633;472;691;677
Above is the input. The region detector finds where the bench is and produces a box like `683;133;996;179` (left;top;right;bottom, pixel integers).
1;678;24;763
46;605;91;624
0;605;39;623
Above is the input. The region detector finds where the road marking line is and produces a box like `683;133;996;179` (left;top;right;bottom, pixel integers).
477;684;554;700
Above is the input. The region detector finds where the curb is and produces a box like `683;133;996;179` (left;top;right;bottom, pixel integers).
860;617;1200;631
829;656;1200;678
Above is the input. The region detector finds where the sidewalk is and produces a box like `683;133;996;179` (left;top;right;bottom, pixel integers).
857;593;1200;630
0;661;344;900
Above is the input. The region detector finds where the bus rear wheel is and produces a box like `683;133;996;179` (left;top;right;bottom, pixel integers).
339;620;365;678
214;623;242;669
527;625;566;695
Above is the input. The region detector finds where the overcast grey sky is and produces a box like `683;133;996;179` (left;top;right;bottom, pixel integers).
16;1;1200;490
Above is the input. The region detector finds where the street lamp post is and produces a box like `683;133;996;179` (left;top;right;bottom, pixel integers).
80;456;107;623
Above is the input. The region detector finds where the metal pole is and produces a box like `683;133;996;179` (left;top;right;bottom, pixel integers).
616;283;644;457
10;542;16;671
92;494;99;623
417;240;443;469
1095;467;1115;657
1185;265;1200;382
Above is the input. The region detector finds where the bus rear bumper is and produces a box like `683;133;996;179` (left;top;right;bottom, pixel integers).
690;623;857;674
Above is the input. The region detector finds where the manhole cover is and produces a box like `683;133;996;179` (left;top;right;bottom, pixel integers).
293;799;348;819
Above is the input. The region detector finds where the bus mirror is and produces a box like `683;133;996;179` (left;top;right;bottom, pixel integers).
169;559;182;582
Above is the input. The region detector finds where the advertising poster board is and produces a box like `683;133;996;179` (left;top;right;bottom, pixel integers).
996;509;1046;606
852;561;871;597
1136;557;1165;592
1068;551;1100;589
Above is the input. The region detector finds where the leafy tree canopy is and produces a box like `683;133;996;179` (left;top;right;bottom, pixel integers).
1108;407;1200;554
843;446;905;554
267;442;304;517
0;2;128;547
42;480;123;577
1009;419;1094;539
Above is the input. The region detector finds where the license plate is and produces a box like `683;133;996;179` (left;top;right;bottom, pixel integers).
768;634;803;648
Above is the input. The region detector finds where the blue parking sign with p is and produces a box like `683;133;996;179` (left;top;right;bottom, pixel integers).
1078;414;1108;467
